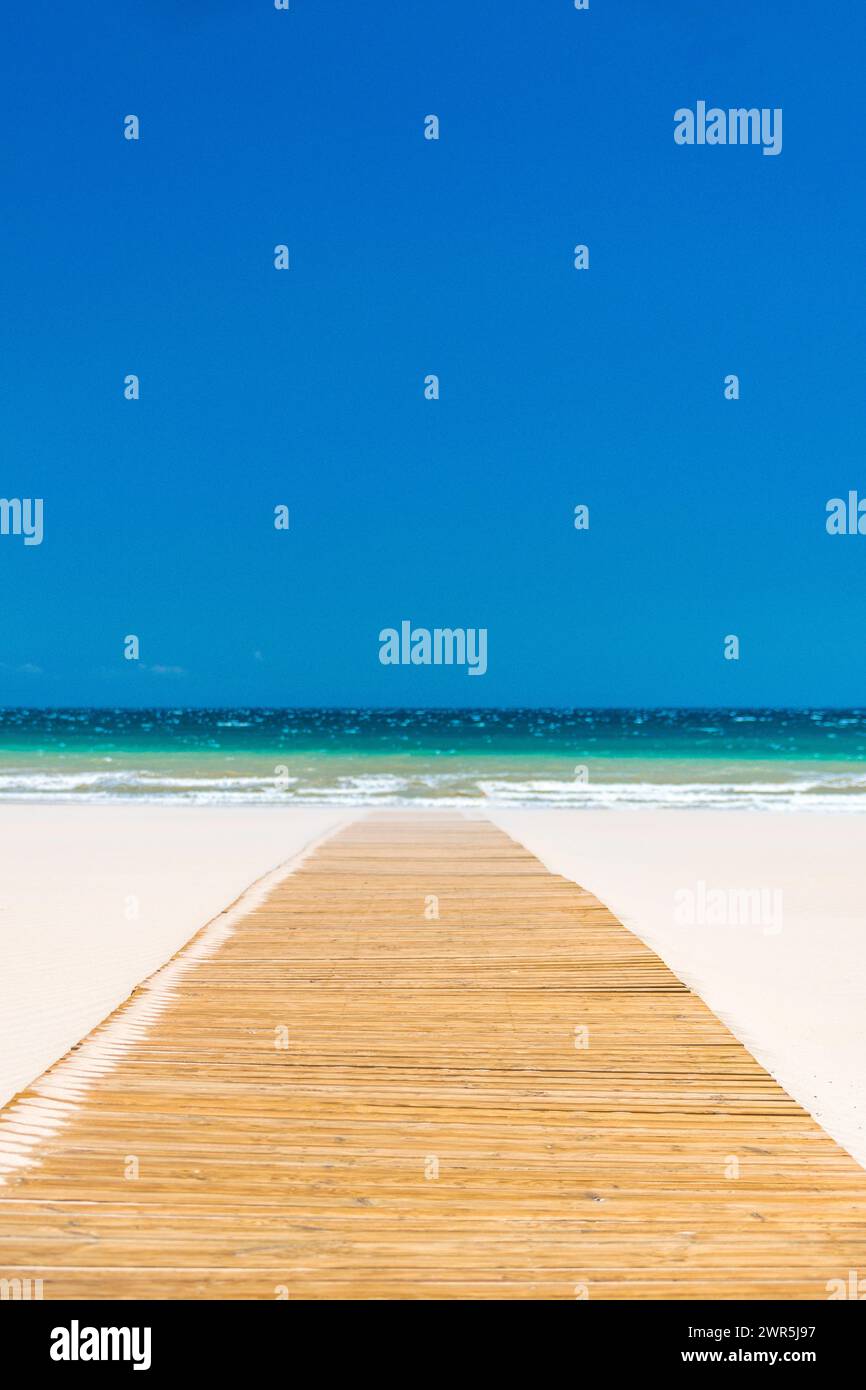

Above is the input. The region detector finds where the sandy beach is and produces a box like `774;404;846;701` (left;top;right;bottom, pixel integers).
0;805;347;1112
492;809;866;1168
1;802;864;1176
2;808;864;1300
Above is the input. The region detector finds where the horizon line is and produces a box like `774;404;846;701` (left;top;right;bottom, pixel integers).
0;705;863;716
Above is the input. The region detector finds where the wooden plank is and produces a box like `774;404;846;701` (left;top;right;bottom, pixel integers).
0;811;863;1300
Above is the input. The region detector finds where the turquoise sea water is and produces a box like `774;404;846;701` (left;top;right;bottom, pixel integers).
1;709;865;809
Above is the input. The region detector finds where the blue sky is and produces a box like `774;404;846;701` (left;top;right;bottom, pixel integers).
1;1;864;707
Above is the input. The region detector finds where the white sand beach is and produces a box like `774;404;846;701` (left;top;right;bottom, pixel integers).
0;805;347;1111
1;804;864;1171
492;810;866;1169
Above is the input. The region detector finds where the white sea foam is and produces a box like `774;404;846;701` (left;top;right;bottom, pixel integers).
0;766;865;810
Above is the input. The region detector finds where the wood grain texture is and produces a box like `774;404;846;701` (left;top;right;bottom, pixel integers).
0;812;863;1300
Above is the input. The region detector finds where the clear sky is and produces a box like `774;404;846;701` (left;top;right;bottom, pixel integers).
1;2;864;708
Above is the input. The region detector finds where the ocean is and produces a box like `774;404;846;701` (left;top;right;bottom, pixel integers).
1;708;865;810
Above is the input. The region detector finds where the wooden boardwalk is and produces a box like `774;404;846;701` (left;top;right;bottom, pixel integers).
0;811;864;1299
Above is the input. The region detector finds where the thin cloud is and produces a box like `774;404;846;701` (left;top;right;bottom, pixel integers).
146;665;186;677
